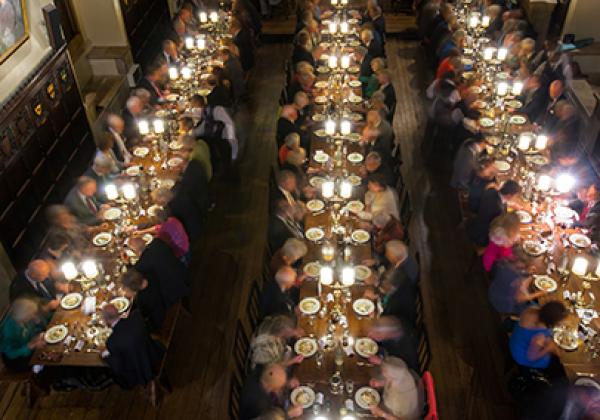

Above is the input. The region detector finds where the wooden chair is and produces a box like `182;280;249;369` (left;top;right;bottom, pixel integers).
395;170;405;198
399;189;412;228
418;324;432;374
246;280;262;333
229;364;244;420
422;371;439;420
229;320;250;420
415;285;424;331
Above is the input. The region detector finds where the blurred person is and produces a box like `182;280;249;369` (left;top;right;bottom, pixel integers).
483;212;521;272
260;266;301;319
270;238;308;273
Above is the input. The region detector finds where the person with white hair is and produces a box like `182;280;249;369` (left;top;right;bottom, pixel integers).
106;113;132;164
270;238;308;272
359;28;384;79
369;356;424;419
260;266;301;318
122;95;143;143
367;315;419;373
276;105;301;148
0;298;47;371
84;149;117;202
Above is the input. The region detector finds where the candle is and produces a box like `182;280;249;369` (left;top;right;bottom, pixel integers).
537;175;552;191
512;81;524;96
328;55;338;69
197;37;205;50
342;267;355;286
209;11;218;23
340;181;352;199
181;66;192;80
517;133;531;151
199;12;208;23
341;55;350;69
556;173;575;193
329;22;338;34
497;47;508;60
341;0;348;5
331;0;337;5
168;67;178;80
61;261;78;281
325;119;336;135
595;261;600;278
572;257;588;276
340;21;349;34
105;184;119;201
468;15;479;28
122;183;137;200
481;15;491;28
322;181;335;199
340;120;351;135
185;37;194;49
81;260;98;279
496;81;509;96
153;119;165;134
483;47;496;60
535;135;548;150
320;266;333;286
138;120;150;135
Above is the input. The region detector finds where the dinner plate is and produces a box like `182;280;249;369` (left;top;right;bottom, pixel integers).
348;66;360;74
345;133;361;142
319;42;331;49
355;387;381;409
553;328;579;351
317;66;329;74
290;386;316;408
348;18;359;24
354;265;372;281
347;153;364;163
351;229;370;243
515;210;532;224
110;297;130;314
534;275;557;293
167;157;183;168
554;206;578;221
197;88;212;97
347;175;362;187
92;232;113;247
294;337;318;357
349;40;361;47
148;204;163;217
348;95;363;104
462;71;475;80
496;72;510;80
570;233;591;248
469;86;482;95
313;152;329;163
125;166;141;176
355;337;378;358
303;261;321;277
353;298;375;316
506;100;523;109
509;115;527;125
479;117;494;128
494;160;510;172
472;100;487;109
522;240;546;257
165;94;179;102
307;199;325;212
159;178;175;189
209;59;224;67
346;200;364;213
312;113;326;122
142;233;154;245
349;80;362;88
314;129;327;137
315;81;328;89
169;141;183;150
485;136;501;146
156;110;169;118
462;58;474;66
299;297;321;315
133;147;150;157
315;96;328;104
200;73;211;80
61;293;83;310
45;325;68;344
103;207;122;221
93;328;112;347
526;155;549;166
349;113;363;122
306;227;325;242
309;176;327;188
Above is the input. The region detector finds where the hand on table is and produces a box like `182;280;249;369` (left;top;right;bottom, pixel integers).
287;405;304;418
46;299;60;311
55;281;70;294
289;354;304;365
28;334;46;350
288;377;300;389
363;287;378;301
292;327;305;338
368;355;383;365
369;378;385;389
362;258;377;267
370;405;387;418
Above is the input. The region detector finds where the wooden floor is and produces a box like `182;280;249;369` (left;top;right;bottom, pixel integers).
0;43;290;420
0;39;520;420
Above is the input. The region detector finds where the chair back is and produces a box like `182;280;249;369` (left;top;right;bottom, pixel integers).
418;324;432;374
422;371;439;420
229;320;250;420
246;280;261;332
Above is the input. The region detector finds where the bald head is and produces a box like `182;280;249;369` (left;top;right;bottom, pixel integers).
107;114;124;133
27;260;50;282
549;80;564;100
281;105;298;122
102;304;120;325
128;237;147;255
260;363;287;392
274;266;297;290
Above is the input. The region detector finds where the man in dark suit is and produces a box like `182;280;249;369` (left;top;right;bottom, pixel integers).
376;70;396;119
276;105;301;148
129;237;190;307
466;180;521;247
221;47;246;102
122;96;144;145
101;305;164;389
536;79;566;127
259;266;300;319
106;114;132;164
364;151;396;187
230;18;254;72
121;269;167;331
83;155;114;203
9;260;62;310
367;315;419;373
520;75;548;123
271;170;300;208
291;32;315;68
268;200;304;252
64;177;104;226
177;158;210;216
137;61;167;106
161;39;181;68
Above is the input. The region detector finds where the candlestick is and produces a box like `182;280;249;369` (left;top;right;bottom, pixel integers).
468;15;479;28
61;261;78;281
153;119;165;134
537;175;552;192
199;12;208;23
512;81;524;96
322;181;335;199
535;135;548;150
341;55;350;69
185;37;194;49
340;120;351;135
497;47;508;61
105;184;119;201
197;37;205;50
138;120;150;135
340;21;348;34
320;266;333;286
340;181;352;199
82;260;99;279
181;66;192;80
483;47;496;60
328;55;338;69
342;267;355;286
322;244;335;262
325;119;336;135
168;67;178;80
481;15;490;28
556;173;575;193
517;133;531;151
122;183;137;200
331;0;338;5
341;0;348;5
209;11;218;23
572;257;588;277
496;82;508;96
329;22;337;34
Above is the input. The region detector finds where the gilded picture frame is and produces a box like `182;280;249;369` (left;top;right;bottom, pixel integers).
0;0;29;64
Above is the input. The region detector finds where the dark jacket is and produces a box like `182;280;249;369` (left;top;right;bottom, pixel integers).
136;77;162;105
259;280;299;319
64;186;101;226
268;215;302;252
276;118;301;148
234;28;255;72
466;188;504;247
167;192;204;241
9;272;57;303
382;266;418;326
291;45;315;68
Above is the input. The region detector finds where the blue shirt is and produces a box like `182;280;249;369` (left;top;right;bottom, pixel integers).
509;324;552;369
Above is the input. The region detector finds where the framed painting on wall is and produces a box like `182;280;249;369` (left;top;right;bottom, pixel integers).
0;0;29;64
